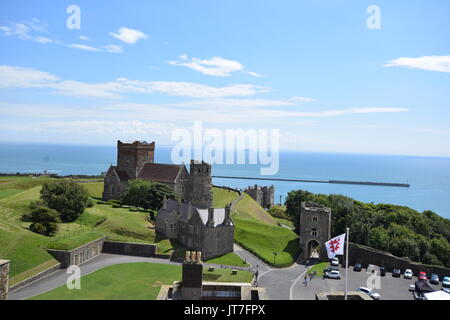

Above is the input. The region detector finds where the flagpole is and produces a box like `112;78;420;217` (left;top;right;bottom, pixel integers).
345;227;349;300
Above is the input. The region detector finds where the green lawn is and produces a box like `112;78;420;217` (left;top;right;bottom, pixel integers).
29;263;182;300
29;262;254;300
274;217;294;229
47;231;105;250
307;262;329;275
212;187;239;208
205;252;250;267
233;193;277;226
233;216;299;267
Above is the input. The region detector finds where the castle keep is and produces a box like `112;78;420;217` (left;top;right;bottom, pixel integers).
244;185;274;209
102;141;212;208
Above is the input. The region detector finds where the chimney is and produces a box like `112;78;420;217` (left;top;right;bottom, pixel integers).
224;203;232;225
206;207;215;227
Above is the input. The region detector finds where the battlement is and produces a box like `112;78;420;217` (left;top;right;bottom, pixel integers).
301;202;331;214
244;184;274;209
117;140;155;147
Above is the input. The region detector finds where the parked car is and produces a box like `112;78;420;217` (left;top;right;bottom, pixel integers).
430;274;439;284
330;258;339;266
408;284;415;291
358;287;381;300
442;276;450;288
379;266;386;276
442;287;450;294
419;272;428;281
325;270;341;279
392;269;401;277
404;269;413;279
354;263;362;272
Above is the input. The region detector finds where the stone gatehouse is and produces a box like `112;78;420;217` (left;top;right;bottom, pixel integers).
298;202;331;262
155;199;234;259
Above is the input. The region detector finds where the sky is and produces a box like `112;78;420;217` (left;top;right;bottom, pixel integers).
0;0;449;157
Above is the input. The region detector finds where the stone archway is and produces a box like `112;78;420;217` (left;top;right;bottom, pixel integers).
307;240;320;258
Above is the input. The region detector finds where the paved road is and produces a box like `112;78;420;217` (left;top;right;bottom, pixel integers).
233;244;310;300
8;254;182;300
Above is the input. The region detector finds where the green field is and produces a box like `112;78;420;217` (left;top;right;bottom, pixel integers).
233;216;299;267
212;187;240;207
29;262;253;300
233;193;277;225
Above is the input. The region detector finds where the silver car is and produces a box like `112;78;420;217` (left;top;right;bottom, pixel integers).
325;269;341;279
358;287;381;300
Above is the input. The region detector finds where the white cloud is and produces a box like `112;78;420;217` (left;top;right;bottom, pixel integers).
384;55;450;73
0;19;55;44
288;96;316;103
168;55;262;77
0;65;268;99
78;35;90;41
109;27;148;44
68;43;101;52
0;65;59;88
103;45;124;53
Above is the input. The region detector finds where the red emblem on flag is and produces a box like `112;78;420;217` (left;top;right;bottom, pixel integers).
329;239;340;253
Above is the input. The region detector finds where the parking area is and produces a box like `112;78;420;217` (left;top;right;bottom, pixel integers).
291;265;447;300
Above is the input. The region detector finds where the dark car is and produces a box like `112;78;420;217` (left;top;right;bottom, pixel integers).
392;268;401;277
354;263;362;272
430;274;439;284
379;266;386;276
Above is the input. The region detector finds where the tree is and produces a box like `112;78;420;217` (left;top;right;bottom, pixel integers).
121;180;176;211
40;181;89;222
26;206;61;236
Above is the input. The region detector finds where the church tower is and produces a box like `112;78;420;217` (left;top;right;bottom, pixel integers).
117;140;155;180
187;160;213;208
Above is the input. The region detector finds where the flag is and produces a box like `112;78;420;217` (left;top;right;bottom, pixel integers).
325;233;346;259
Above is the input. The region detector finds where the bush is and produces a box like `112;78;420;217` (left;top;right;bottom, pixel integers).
40;181;89;222
86;198;95;208
25;206;61;236
121;180;176;211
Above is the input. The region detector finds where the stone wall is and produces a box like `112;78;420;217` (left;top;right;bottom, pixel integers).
201;225;234;259
102;241;156;257
0;260;10;300
340;242;450;280
9;262;61;292
47;237;106;268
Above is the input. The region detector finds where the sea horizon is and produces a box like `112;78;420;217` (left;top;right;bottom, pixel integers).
1;141;449;220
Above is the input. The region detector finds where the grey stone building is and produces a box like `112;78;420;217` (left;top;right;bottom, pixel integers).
298;202;331;262
155;199;234;259
0;260;9;300
244;184;275;209
103;140;212;209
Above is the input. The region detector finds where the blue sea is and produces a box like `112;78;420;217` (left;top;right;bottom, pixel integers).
1;142;449;219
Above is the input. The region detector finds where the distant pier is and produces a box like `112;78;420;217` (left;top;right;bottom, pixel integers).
212;175;410;188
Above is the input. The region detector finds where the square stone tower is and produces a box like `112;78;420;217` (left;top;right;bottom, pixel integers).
299;202;331;262
117;140;155;180
187;160;212;208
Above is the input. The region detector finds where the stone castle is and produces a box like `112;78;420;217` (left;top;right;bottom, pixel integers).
102;140;212;208
103;140;234;258
155;199;234;259
244;184;275;209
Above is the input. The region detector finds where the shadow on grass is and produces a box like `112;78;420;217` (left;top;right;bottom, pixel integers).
283;238;300;262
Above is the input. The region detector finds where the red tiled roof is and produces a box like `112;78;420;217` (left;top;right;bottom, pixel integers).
137;163;184;183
